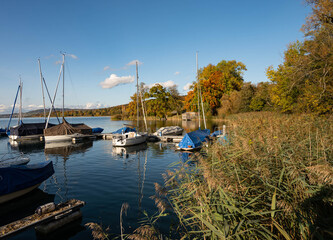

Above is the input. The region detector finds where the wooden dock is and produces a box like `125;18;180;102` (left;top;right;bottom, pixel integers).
158;135;183;143
0;199;85;238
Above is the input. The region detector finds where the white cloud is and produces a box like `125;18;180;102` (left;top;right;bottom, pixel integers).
0;104;11;113
68;54;78;59
100;74;135;89
149;80;177;89
174;71;180;75
183;83;192;91
103;66;110;71
85;102;107;109
55;60;62;65
126;60;143;66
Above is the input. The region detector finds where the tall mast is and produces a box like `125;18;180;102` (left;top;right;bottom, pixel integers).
19;77;22;124
196;52;201;129
62;54;65;120
38;59;46;120
136;61;139;130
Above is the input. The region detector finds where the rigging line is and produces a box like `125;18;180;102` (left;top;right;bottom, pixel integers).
43;77;61;124
65;59;78;105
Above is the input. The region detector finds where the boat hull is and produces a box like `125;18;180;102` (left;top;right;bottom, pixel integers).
112;134;147;147
0;161;54;204
0;183;41;204
44;133;83;143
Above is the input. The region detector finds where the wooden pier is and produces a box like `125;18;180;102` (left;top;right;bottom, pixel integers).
0;199;85;238
158;135;183;143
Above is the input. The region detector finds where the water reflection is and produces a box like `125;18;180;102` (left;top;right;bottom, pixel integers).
112;143;148;159
8;139;45;153
44;141;93;161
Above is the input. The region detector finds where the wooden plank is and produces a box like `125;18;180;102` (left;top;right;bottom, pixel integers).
0;199;85;238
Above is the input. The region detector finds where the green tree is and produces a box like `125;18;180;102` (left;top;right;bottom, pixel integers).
146;84;171;120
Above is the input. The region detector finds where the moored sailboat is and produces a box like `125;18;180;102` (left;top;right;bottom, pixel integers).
44;54;92;143
113;62;147;147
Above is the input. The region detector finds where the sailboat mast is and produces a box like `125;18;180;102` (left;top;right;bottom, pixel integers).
62;54;65;120
38;59;46;120
19;77;22;124
136;61;139;130
196;52;201;129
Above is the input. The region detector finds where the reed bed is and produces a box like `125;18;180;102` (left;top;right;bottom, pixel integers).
155;112;333;239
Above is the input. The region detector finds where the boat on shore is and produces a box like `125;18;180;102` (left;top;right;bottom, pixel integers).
0;161;54;204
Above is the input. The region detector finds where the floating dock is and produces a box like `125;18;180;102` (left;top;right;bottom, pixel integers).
0;199;85;238
158;135;183;143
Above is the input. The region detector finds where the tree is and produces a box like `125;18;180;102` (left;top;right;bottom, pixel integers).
146;84;171;120
267;0;333;114
185;60;246;115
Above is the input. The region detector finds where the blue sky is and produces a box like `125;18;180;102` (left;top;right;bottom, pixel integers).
0;0;310;114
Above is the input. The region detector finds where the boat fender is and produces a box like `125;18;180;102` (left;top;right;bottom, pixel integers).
35;202;56;215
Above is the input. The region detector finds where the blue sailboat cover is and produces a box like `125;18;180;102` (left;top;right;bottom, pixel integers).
178;129;210;149
0;161;54;195
92;127;104;133
112;127;136;134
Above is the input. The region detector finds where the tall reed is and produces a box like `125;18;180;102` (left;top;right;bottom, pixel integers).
161;112;333;239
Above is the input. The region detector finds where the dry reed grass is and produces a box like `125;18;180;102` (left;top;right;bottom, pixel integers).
162;112;333;239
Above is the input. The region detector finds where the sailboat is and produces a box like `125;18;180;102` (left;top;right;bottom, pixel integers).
177;52;210;151
113;62;147;147
44;54;92;143
7;77;56;141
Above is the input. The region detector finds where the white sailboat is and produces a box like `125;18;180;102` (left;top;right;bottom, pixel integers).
113;62;147;147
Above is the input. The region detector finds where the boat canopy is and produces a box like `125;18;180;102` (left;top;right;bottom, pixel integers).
10;122;55;137
44;118;92;136
0;161;54;196
92;127;104;133
112;127;136;134
178;129;210;149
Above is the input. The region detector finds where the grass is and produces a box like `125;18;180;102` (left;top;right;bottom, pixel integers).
87;112;333;239
161;112;333;239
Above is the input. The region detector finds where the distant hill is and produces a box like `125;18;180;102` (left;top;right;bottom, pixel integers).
0;105;128;118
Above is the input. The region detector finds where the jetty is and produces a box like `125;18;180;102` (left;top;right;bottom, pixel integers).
0;199;85;238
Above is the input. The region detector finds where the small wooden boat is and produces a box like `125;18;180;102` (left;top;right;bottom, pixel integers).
153;126;183;136
0;161;54;204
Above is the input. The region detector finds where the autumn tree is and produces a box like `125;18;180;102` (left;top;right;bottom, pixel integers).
185;60;246;115
267;0;333;114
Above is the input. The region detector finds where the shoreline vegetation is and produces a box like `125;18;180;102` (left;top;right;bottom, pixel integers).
86;112;333;240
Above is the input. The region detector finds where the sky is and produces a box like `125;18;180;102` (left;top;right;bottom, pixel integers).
0;0;311;114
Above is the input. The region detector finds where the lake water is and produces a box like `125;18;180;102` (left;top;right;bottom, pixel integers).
0;117;217;239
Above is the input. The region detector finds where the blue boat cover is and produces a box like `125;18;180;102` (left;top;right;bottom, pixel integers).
211;130;223;137
92;127;104;133
178;129;210;149
112;127;136;134
0;161;54;195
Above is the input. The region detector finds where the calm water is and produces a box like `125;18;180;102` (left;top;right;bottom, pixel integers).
0;117;217;239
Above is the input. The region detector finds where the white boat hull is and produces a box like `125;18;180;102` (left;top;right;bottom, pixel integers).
44;133;83;143
112;132;147;147
0;183;41;204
